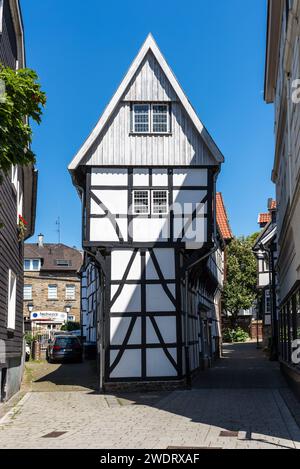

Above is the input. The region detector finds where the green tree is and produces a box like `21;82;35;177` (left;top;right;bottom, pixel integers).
0;65;46;178
223;233;259;328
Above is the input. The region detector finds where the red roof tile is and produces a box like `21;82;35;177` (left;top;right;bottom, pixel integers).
216;193;233;240
258;213;271;225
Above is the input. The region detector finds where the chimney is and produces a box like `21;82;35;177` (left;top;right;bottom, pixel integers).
38;234;44;248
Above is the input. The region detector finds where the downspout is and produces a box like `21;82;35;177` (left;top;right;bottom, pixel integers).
184;168;220;388
286;74;293;202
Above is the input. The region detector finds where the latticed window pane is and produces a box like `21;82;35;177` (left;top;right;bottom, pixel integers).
66;284;76;300
133;105;150;133
152;105;169;133
133;191;150;214
48;285;58;300
152;190;169;214
24;285;32;301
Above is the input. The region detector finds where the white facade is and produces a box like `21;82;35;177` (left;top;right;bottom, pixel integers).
71;35;224;387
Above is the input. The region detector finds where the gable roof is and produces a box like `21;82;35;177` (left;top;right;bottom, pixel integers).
24;243;83;273
216;193;233;241
68;34;224;171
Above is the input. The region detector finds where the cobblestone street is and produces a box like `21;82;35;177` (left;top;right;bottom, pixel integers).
1;343;300;449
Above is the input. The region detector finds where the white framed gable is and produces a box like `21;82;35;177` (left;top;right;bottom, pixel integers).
69;34;224;172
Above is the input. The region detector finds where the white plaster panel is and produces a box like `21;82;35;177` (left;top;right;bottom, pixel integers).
173;190;207;213
90;198;105;215
91;168;128;186
152;170;168;187
92;190;128;215
111;284;141;313
145;249;175;280
110;349;141;378
110;317;141;346
146;284;176;312
90;218;119;242
173;169;208;187
146;316;177;344
90;218;128;243
132;218;170;242
111;250;141;281
146;348;177;377
133;169;149;186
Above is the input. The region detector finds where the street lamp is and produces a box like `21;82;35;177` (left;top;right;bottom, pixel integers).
65;304;72;321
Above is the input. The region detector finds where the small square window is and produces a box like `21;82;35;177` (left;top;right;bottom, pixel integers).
152;105;169;133
24;285;32;301
48;285;58;300
133;104;150;133
66;284;76;300
152;190;169;215
133;190;150;215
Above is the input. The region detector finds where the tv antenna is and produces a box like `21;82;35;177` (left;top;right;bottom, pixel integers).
56;217;61;244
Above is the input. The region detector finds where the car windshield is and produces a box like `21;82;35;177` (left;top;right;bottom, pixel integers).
55;338;79;347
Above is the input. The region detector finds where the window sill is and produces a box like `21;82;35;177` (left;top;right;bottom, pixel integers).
129;132;172;137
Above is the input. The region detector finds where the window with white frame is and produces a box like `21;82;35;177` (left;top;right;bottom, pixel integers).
66;284;76;300
133;190;169;215
133;104;150;133
24;284;32;301
133;190;150;214
48;284;58;300
132;104;170;134
24;259;41;271
7;270;17;330
152;190;169;214
11;166;18;192
67;315;76;323
152;105;169;133
17;180;23;220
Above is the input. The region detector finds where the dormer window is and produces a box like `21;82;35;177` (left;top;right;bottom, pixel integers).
24;259;41;271
132;104;170;134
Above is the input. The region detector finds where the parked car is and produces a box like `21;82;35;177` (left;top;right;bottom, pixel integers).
25;343;31;362
46;335;83;364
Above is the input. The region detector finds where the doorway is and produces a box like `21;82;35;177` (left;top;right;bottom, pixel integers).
1;368;7;402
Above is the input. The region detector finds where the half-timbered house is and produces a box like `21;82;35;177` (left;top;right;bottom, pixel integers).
0;0;37;402
70;35;224;389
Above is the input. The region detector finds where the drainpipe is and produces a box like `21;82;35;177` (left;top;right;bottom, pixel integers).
286;74;293;202
184;169;220;389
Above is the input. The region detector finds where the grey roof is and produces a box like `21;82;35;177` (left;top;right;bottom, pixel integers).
24;243;83;273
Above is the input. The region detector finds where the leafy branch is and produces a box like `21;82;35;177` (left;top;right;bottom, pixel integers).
0;65;46;177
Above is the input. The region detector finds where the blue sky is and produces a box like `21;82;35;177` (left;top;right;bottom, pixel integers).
21;0;274;247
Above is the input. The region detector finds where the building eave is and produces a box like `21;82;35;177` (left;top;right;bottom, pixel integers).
264;0;284;104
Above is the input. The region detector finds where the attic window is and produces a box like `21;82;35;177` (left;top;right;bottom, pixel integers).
56;260;72;267
132;104;170;134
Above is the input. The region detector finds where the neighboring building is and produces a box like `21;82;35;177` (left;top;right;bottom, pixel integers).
253;200;278;351
69;34;225;390
264;0;300;393
23;235;83;335
0;0;37;403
